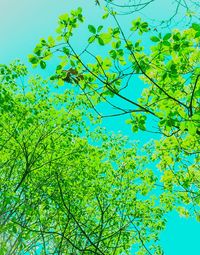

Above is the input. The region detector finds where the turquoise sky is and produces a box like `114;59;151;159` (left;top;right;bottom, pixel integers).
1;0;200;254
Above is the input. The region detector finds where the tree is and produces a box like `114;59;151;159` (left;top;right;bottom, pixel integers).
0;61;168;254
29;6;200;215
1;3;200;255
101;0;199;28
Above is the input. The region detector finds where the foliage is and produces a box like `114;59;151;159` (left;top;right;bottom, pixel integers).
102;0;199;28
0;61;168;254
1;2;200;255
28;3;200;252
30;5;200;215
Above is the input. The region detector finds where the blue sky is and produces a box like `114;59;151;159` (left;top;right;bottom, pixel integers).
1;0;200;254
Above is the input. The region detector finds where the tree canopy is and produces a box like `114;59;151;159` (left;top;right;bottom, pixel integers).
1;1;200;254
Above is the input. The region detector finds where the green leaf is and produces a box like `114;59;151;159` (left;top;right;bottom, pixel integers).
48;36;55;47
163;41;170;46
33;45;42;56
102;11;109;19
131;125;138;132
196;215;200;222
88;25;96;34
59;13;69;22
97;25;103;33
98;37;105;46
40;60;46;69
99;33;112;44
195;31;200;38
173;33;180;41
112;27;120;35
173;44;180;51
57;78;64;86
125;119;133;124
188;125;197;135
40;38;47;46
88;35;96;43
28;55;39;64
141;22;148;28
132;17;141;27
63;47;70;55
109;50;117;59
192;23;200;31
150;36;160;42
162;72;168;80
163;33;171;41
